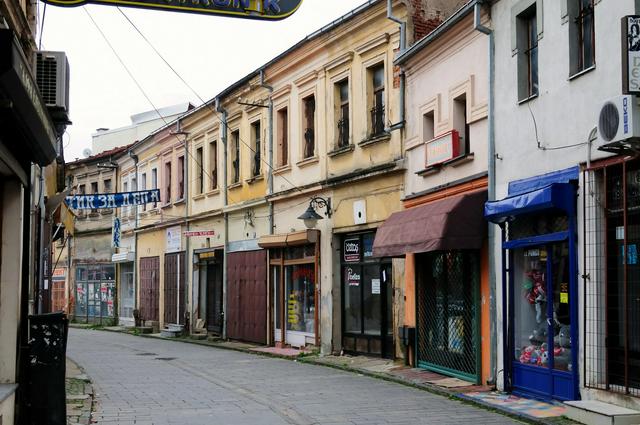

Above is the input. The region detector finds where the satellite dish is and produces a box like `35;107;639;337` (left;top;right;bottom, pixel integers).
82;148;93;158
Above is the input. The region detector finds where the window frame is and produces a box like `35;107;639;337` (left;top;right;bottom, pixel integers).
513;0;543;102
231;129;240;184
209;139;218;191
369;63;386;138
302;94;316;159
251;120;262;177
276;107;289;168
336;79;350;149
195;146;204;195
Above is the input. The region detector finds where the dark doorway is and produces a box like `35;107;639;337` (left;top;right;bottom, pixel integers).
341;232;394;358
206;261;223;333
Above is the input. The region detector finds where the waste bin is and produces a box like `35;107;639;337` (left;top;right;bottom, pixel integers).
26;312;69;425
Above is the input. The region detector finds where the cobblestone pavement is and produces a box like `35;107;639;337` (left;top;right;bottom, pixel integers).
68;329;522;425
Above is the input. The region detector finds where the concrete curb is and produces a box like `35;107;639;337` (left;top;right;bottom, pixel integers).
71;326;574;425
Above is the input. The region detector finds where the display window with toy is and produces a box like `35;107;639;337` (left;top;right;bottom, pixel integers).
486;177;579;402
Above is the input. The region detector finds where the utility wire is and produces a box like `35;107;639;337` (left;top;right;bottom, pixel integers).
116;7;306;196
84;7;241;208
38;3;46;50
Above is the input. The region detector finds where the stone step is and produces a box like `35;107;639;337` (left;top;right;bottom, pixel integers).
564;400;640;425
160;328;182;338
134;326;153;334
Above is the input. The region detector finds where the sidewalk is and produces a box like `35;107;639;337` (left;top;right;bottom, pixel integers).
66;357;94;425
72;324;580;425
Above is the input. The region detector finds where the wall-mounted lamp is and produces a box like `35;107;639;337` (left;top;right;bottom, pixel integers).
298;197;332;229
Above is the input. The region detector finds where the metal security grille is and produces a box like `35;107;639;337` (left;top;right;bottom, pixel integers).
416;250;480;383
584;160;640;397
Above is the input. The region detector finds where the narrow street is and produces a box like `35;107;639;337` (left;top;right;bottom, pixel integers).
68;329;521;425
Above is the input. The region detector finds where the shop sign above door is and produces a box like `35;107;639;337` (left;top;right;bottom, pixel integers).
41;0;303;20
344;238;360;262
623;16;640;94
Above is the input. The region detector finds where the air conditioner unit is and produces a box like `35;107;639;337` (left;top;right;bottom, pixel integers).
35;50;70;115
597;95;640;152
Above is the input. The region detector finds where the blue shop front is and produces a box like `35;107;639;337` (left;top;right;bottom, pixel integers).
485;167;580;402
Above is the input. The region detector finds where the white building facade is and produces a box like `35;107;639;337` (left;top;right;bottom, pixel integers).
486;0;640;409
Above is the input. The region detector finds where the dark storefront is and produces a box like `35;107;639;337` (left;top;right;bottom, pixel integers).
374;189;487;383
196;249;224;334
74;264;116;324
486;168;580;401
584;158;640;397
341;232;393;358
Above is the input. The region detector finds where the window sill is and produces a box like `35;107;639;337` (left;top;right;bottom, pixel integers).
416;153;474;176
161;203;172;209
568;65;596;81
359;132;391;148
174;198;185;206
206;189;220;197
518;92;539;105
296;156;319;168
228;182;243;190
246;175;264;184
273;165;291;175
328;144;354;158
192;193;205;201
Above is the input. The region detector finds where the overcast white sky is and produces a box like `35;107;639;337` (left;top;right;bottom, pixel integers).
38;0;367;160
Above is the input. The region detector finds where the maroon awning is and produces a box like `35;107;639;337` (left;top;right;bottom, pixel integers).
372;190;488;257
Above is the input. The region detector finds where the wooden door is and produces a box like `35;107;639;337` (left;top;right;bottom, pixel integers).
226;250;267;344
139;256;160;322
164;252;185;325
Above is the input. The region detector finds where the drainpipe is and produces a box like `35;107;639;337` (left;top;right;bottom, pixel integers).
260;70;275;235
387;0;406;52
216;98;229;340
387;0;406;133
129;150;139;317
474;0;497;386
38;167;46;313
177;119;189;330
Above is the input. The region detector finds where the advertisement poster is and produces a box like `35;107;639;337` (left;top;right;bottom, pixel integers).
625;16;640;94
371;278;381;295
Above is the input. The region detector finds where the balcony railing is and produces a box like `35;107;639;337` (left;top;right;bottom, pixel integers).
304;127;315;158
337;118;349;148
370;104;385;138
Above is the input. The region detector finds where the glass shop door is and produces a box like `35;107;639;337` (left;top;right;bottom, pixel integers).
511;242;576;401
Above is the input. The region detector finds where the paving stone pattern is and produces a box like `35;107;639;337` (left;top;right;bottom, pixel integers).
67;329;522;425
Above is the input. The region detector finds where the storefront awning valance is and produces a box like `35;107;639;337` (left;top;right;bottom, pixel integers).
258;229;319;248
372;190;487;257
484;183;576;224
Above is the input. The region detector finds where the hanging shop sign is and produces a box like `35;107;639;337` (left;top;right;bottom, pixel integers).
623;16;640;94
184;230;216;237
52;268;66;282
425;130;460;167
65;189;161;210
41;0;303;20
112;217;121;248
344;238;360;262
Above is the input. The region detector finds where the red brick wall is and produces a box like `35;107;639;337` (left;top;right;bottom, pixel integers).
409;0;443;42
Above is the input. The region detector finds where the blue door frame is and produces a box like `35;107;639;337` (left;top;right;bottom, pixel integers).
502;222;580;401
